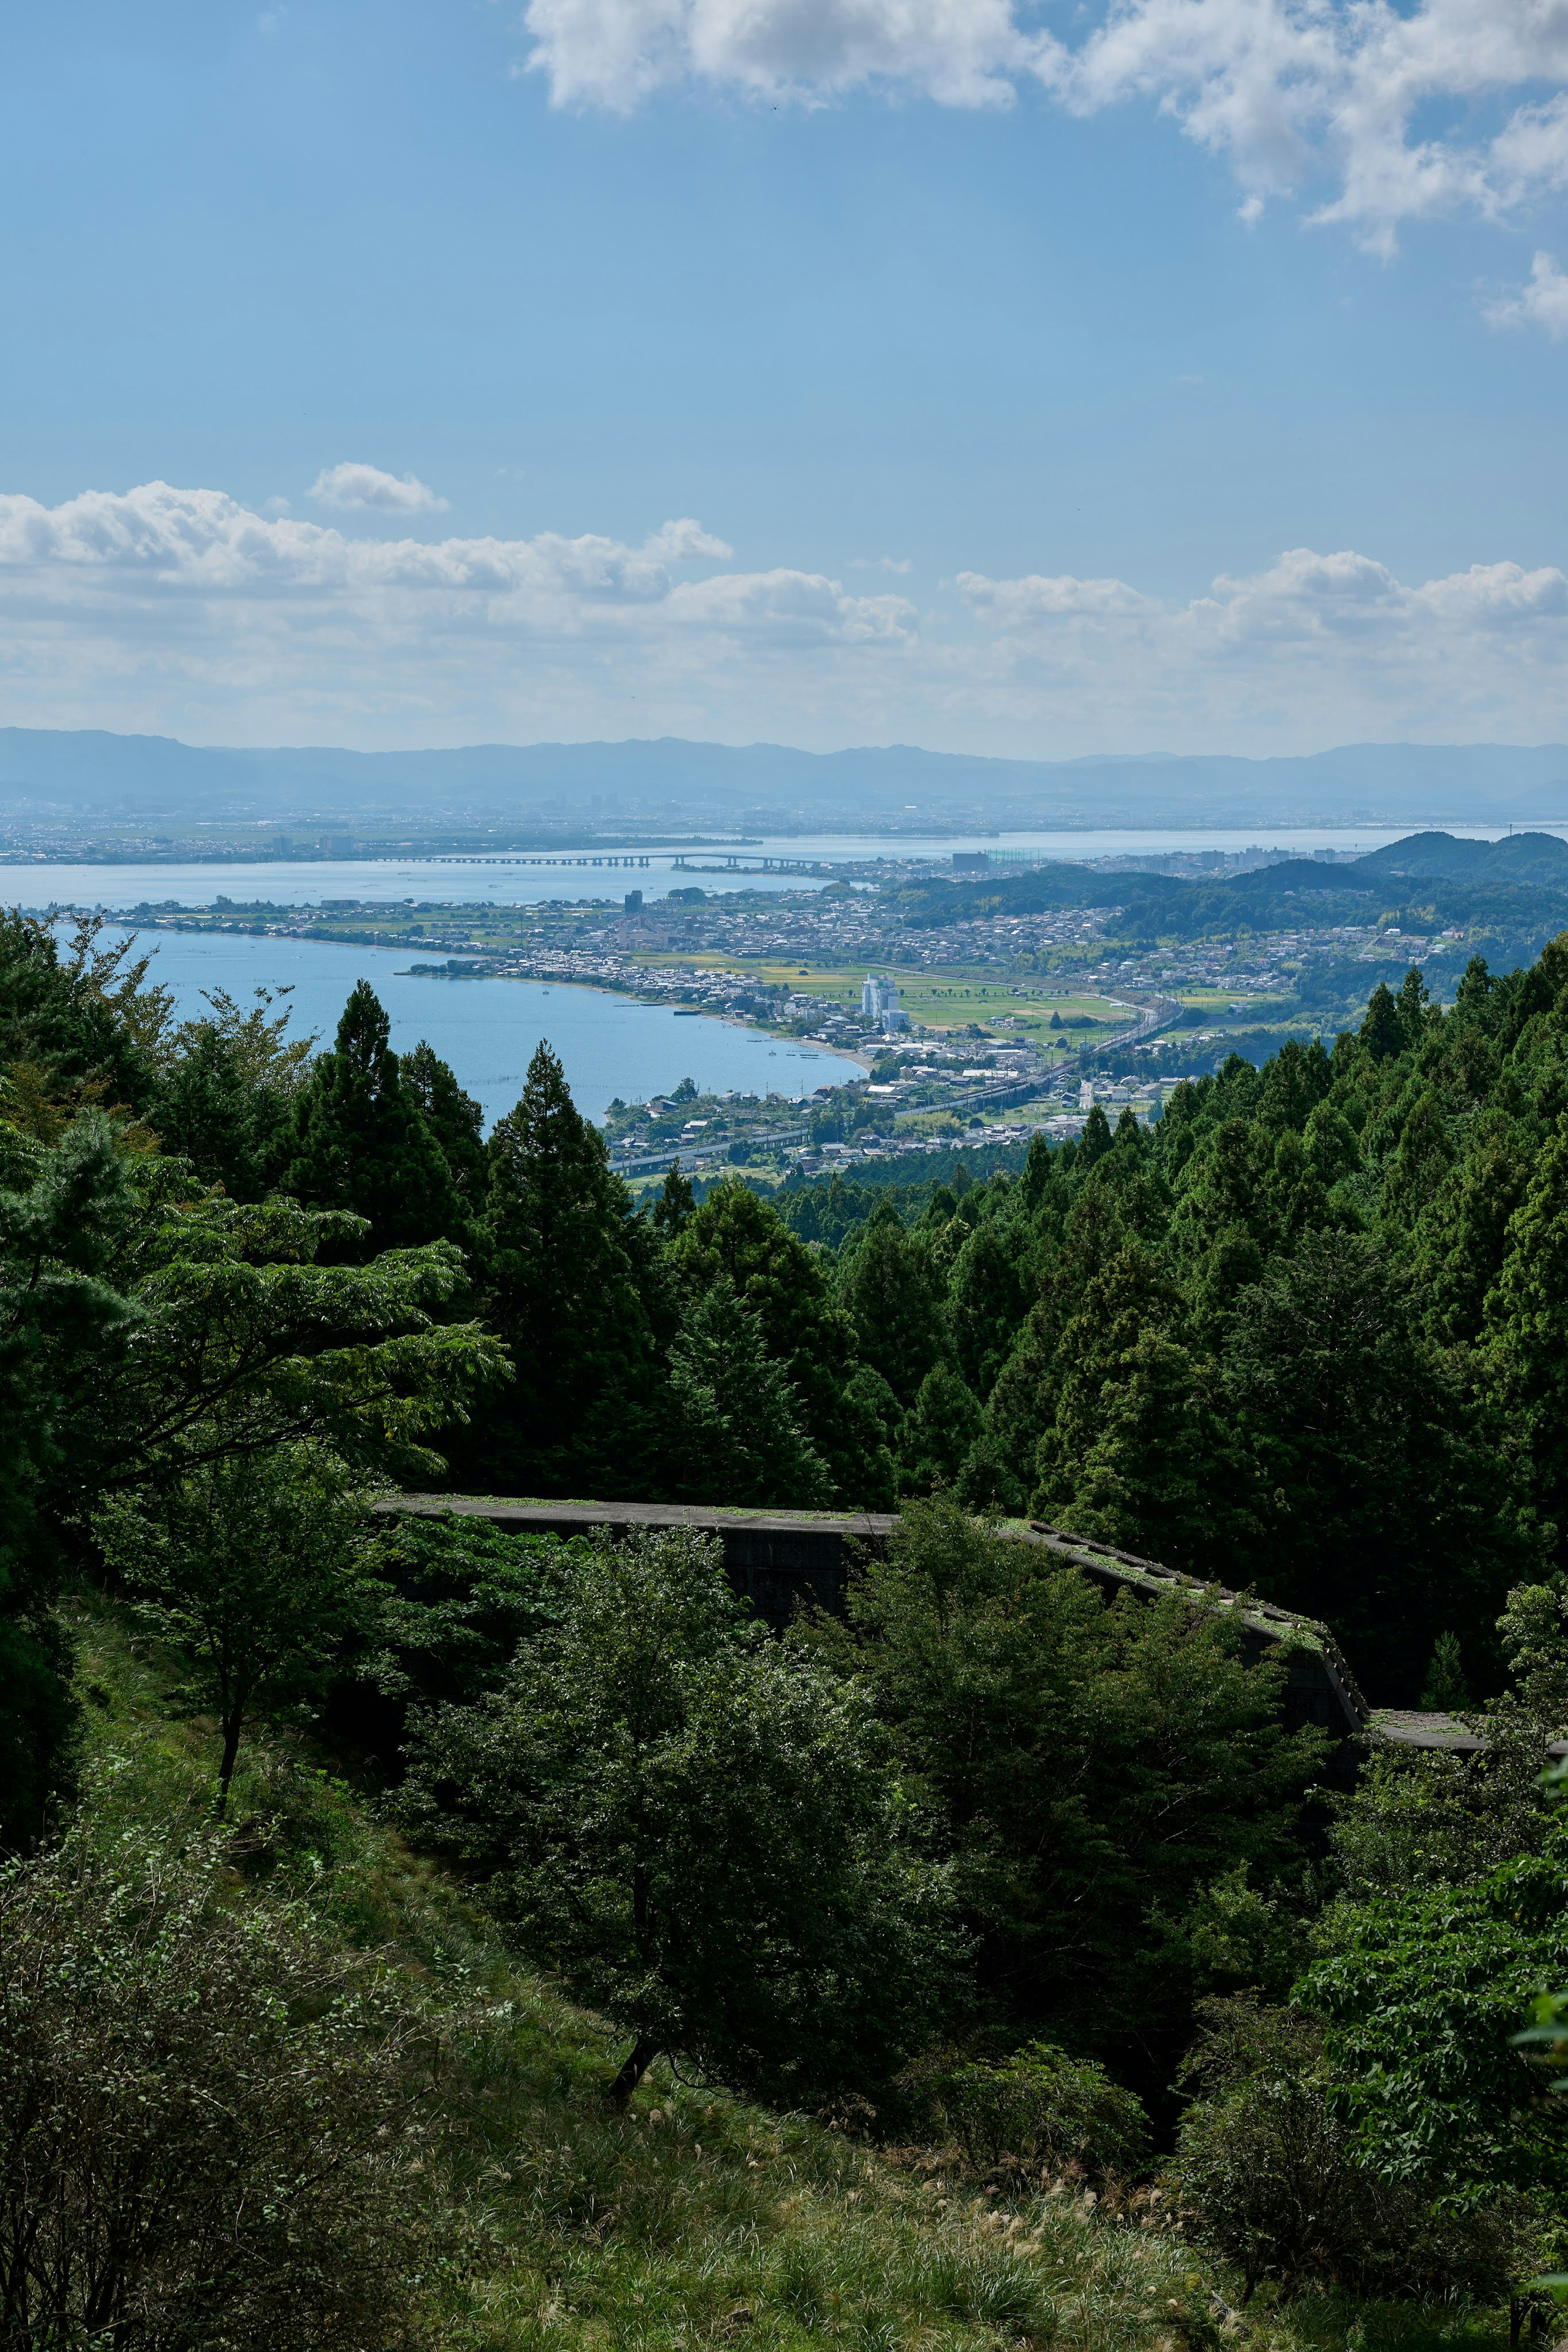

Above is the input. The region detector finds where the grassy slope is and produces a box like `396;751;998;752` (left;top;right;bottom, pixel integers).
67;1596;1505;2352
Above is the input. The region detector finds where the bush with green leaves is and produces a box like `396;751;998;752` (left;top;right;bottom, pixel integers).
0;1815;441;2350
0;1097;504;1847
363;1507;571;1710
400;1525;959;2107
923;2039;1149;2183
1170;1998;1541;2305
1301;1823;1568;2210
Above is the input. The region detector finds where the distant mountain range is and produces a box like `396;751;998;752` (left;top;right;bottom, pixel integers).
3;727;1568;830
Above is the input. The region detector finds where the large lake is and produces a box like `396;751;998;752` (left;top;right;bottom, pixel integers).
0;823;1528;915
103;928;853;1130
35;818;1530;1125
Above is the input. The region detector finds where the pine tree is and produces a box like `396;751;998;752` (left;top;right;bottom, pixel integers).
837;1204;952;1411
476;1042;657;1495
668;1277;832;1507
400;1041;487;1212
1359;981;1407;1062
651;1164;695;1240
1483;1112;1568;1553
668;1179;869;1500
276;984;461;1252
1047;1327;1247;1568
1077;1103;1114;1165
948;1217;1030;1401
898;1362;983;1496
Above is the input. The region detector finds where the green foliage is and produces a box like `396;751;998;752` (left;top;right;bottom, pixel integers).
667;1275;833;1507
1170;1999;1535;2303
401;1528;958;2107
95;1444;373;1807
670;1178;873;1501
1223;1231;1527;1693
276;981;462;1251
364;1509;569;1710
1421;1632;1472;1711
924;2041;1149;2183
808;1498;1326;2080
400;1038;487;1210
474;1039;659;1495
0;1813;439;2349
0;910;171;1119
837;1210;952;1411
149;983;313;1199
1327;1745;1552;1906
1301;1824;1568;2203
898;1361;984;1496
0;1101;503;1843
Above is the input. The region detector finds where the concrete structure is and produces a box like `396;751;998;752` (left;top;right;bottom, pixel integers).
378;1494;1367;1751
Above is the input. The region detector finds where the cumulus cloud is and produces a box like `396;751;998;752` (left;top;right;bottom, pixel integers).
310;461;449;513
1485;250;1568;336
522;0;1568;252
0;477;915;745
957;570;1159;624
643;515;734;559
4;477;1568;752
523;0;1033;111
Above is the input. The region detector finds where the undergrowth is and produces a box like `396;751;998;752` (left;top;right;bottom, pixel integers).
64;1595;1513;2352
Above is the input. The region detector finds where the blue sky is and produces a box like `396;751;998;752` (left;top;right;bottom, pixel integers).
2;0;1568;757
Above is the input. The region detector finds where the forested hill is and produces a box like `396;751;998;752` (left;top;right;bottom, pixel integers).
892;827;1568;967
19;909;1568;2333
11;905;1568;1830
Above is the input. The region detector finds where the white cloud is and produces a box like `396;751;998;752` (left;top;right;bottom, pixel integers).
1485;249;1568;336
957;570;1159;624
310;461;450;513
851;554;914;573
522;0;1568;253
523;0;1033;111
672;567;914;642
4;477;1568;752
643;515;734;559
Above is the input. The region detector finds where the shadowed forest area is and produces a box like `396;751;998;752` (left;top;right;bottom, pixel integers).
10;907;1568;2349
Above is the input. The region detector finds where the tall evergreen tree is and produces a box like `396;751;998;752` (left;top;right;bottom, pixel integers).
1359;982;1407;1062
668;1179;871;1500
400;1041;486;1213
276;984;461;1252
1483;1112;1568;1558
898;1362;984;1496
1231;1228;1528;1696
475;1042;657;1496
948;1216;1030;1401
667;1277;832;1507
837;1202;952;1410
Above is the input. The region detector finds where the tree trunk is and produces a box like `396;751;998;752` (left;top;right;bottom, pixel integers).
216;1708;244;1818
608;2034;659;2108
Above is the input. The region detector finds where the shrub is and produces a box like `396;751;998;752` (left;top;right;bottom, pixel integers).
923;2040;1149;2183
1169;1997;1541;2305
0;1815;441;2350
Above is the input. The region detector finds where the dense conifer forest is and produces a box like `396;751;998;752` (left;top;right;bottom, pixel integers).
10;905;1568;2349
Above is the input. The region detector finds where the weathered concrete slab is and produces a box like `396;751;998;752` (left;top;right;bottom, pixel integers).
376;1492;1368;1744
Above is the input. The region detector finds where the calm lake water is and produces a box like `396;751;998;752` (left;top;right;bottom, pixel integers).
0;823;1526;915
105;928;854;1130
44;816;1528;1123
